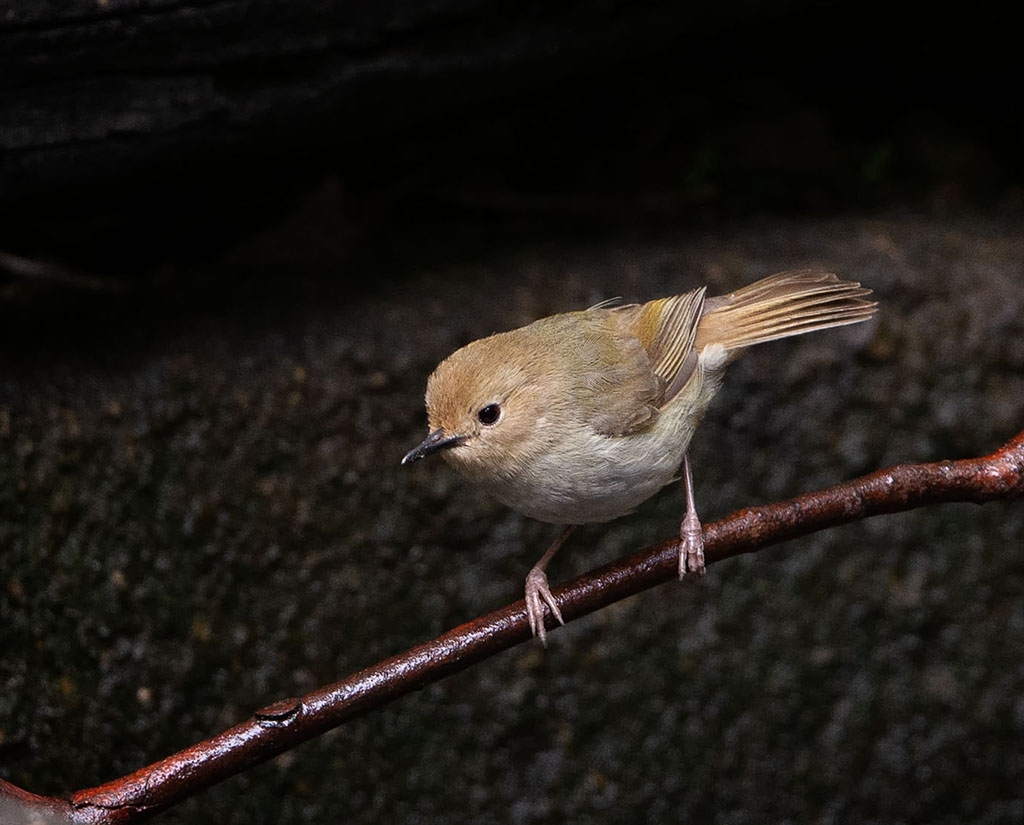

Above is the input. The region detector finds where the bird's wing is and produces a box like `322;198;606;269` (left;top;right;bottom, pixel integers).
541;309;664;437
559;287;706;437
616;286;707;407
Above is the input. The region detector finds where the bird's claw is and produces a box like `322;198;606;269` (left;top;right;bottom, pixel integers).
525;566;564;646
679;510;706;579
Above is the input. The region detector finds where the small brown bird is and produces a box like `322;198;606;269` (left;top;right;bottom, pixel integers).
403;270;876;642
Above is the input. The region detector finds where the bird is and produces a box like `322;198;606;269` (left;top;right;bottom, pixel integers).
402;270;877;643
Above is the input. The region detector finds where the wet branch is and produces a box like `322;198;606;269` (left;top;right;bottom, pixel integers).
3;429;1023;824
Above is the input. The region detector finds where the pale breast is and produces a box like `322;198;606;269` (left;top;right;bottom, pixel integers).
486;429;684;523
454;343;731;525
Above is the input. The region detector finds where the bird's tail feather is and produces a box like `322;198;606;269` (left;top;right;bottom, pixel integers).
694;270;877;352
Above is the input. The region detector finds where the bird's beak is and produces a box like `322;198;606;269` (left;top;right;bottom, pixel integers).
401;428;465;465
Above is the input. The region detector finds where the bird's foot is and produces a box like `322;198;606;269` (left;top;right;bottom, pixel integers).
678;510;706;579
525;565;564;646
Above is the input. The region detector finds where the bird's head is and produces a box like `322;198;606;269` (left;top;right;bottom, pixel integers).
402;330;560;476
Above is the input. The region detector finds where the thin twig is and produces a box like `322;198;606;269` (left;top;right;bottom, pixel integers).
2;430;1022;824
0;250;126;293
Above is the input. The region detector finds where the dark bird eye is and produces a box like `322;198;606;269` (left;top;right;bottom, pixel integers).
478;403;501;425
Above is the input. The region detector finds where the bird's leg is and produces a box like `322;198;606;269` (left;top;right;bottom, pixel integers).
679;452;706;579
524;526;574;645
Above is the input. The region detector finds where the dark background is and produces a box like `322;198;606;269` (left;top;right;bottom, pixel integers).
1;1;1020;283
2;2;1023;823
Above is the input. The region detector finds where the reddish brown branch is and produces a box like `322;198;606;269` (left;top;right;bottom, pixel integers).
3;430;1023;824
